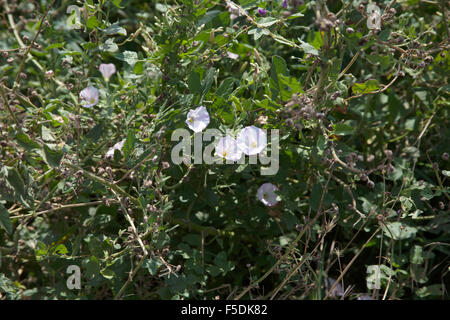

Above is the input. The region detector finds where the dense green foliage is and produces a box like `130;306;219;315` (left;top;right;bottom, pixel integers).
0;0;449;300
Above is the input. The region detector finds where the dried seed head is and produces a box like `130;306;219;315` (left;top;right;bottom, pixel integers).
162;161;170;169
285;118;294;126
424;55;433;64
45;70;54;79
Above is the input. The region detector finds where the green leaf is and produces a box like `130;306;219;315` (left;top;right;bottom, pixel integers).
100;268;115;280
416;284;443;298
86;16;99;29
86;123;104;141
123;130;135;160
270;55;288;100
309;183;322;212
366;54;391;71
383;222;417;240
333;123;354;136
216;77;236;98
15;133;41;151
144;258;163;276
85;235;104;258
352;79;380;95
0;204;12;234
399;196;414;212
3;167;25;196
45;43;65;50
248;28;270;40
214;252;234;274
53;244;68;255
257;17;279;27
99;38;119;52
188;71;202;94
411;245;424;265
85;256;101;280
287;12;304;19
201;68;215;97
41;126;56;142
41;144;63;168
116;50;138;66
298;39;319;56
104;24;127;36
112;0;122;8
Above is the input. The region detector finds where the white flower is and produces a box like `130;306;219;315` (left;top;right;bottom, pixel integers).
257;183;279;207
325;278;344;297
226;0;245;19
99;63;116;82
237;125;267;155
215;136;242;162
79;86;99;108
106;139;125;158
366;4;381;30
227;51;239;60
186;106;210;133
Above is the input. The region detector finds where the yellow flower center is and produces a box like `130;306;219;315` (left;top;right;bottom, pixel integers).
89;97;96;104
250;141;257;148
222;151;227;157
188;118;194;123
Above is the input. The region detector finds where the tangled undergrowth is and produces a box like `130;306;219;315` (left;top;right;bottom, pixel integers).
0;0;449;300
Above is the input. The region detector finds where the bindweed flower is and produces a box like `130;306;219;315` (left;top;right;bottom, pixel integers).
45;70;54;80
215;136;242;162
357;295;374;300
237;125;267;155
227;51;239;60
226;0;245;19
186;106;210;133
106;139;126;158
258;8;267;16
325;278;344;297
366;4;381;31
99;63;116;82
257;183;279;207
79;86;99;108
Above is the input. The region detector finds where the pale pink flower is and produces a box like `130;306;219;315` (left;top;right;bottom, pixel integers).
79;86;99;108
186;106;210;133
99;63;116;81
257;183;279;207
